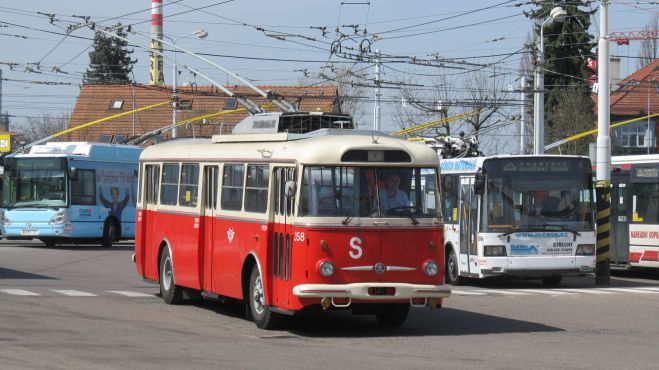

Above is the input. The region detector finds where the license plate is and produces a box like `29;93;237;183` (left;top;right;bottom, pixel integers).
21;229;39;236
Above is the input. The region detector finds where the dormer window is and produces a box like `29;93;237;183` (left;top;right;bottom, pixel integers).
110;100;124;109
177;99;193;110
223;98;238;110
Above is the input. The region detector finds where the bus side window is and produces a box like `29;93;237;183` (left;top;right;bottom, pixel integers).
145;164;160;205
160;163;180;206
71;169;96;205
179;163;199;207
221;164;244;211
286;168;296;216
245;165;269;213
442;175;458;223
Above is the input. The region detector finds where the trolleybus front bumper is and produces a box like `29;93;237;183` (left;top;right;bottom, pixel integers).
293;282;451;300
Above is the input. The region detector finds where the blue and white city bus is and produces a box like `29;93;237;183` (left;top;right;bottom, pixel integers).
1;142;141;247
439;155;597;286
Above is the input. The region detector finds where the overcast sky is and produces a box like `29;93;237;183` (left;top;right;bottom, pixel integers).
0;0;654;152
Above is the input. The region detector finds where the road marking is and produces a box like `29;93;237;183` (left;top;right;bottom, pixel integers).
107;290;154;297
472;289;530;296
0;289;40;296
451;290;487;296
635;287;659;292
50;290;97;297
601;288;658;294
514;289;575;295
554;288;613;294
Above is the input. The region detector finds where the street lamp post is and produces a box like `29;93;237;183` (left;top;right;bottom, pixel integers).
533;6;567;155
168;29;208;138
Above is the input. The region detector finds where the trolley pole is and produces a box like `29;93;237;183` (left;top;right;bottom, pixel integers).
595;1;611;285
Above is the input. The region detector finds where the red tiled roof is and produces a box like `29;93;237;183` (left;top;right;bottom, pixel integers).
68;84;340;141
609;59;659;117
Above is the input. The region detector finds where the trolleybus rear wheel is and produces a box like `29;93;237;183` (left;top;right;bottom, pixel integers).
375;303;410;327
248;266;280;329
159;247;182;304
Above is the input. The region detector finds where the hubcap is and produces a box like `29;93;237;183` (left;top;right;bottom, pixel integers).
252;275;265;315
162;256;173;291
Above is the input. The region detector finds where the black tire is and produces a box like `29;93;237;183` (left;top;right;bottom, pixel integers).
40;238;56;248
375;303;410;327
446;248;462;285
541;275;562;286
101;220;117;248
248;266;280;329
159;247;182;304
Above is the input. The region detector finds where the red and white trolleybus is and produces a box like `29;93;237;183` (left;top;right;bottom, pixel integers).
134;112;450;328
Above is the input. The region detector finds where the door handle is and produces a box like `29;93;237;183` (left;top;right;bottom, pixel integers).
372;220;389;225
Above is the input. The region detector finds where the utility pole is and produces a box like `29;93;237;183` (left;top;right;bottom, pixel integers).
374;49;381;131
595;0;611;285
520;76;526;154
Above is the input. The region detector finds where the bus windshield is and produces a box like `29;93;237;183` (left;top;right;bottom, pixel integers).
481;157;594;232
2;158;68;208
300;166;438;219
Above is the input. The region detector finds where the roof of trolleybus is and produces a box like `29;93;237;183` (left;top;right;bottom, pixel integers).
440;154;590;174
9;142;142;160
139;129;439;166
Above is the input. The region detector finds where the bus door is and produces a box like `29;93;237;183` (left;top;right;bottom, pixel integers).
611;172;630;265
142;164;160;278
270;166;296;307
201;165;219;292
459;177;478;275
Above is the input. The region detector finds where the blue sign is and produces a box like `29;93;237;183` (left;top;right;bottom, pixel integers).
510;244;539;256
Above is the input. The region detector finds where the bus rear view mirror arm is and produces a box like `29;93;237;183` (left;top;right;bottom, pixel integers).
69;167;78;181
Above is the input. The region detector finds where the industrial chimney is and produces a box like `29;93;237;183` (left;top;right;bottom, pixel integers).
149;0;164;85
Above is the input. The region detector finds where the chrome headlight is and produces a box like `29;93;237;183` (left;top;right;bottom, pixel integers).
423;260;439;277
576;244;595;255
0;212;11;226
48;211;67;226
318;260;334;277
484;245;506;256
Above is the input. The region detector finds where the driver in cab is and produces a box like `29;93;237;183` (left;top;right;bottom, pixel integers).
378;172;410;214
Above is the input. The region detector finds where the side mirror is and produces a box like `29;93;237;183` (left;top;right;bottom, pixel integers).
474;172;485;195
284;180;297;199
69;167;78;181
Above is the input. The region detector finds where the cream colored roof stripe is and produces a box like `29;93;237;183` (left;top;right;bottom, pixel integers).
0;289;40;296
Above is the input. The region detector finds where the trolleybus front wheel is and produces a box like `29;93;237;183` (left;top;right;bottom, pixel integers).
248;266;280;330
541;275;562;286
446;248;462;285
159;247;182;304
101;220;117;248
375;303;410;327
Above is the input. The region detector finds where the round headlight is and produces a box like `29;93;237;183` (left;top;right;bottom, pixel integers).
423;260;439;277
318;260;334;277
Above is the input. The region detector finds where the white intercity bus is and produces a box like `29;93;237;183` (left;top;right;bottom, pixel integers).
439;155;597;286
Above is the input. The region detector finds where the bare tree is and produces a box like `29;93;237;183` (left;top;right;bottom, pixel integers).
460;66;515;154
392;74;456;137
13;112;70;144
638;14;659;69
305;65;368;126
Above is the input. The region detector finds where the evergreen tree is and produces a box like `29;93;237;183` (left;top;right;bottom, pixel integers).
526;1;596;154
83;25;136;84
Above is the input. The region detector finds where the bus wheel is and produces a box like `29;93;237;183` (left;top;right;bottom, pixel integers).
159;247;182;304
101;220;117;248
40;238;56;248
375;303;410;327
248;266;280;329
446;248;462;285
541;275;562;286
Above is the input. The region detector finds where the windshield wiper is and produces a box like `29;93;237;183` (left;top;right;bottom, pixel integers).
502;224;554;237
549;224;581;239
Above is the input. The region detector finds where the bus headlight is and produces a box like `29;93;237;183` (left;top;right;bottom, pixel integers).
423;260;439;277
0;212;10;226
318;260;335;277
484;245;506;256
48;211;67;226
576;244;595;255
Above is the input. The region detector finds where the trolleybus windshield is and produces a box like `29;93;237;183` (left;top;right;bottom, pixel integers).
481;157;594;233
299;166;438;219
2;157;68;208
